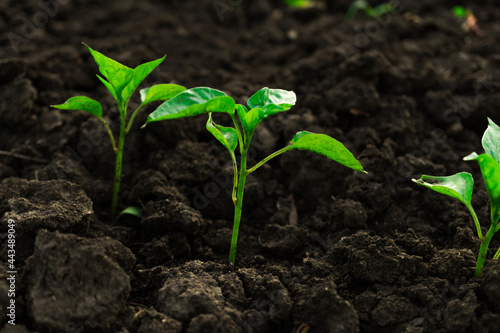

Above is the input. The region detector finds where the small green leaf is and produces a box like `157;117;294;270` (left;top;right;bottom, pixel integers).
452;5;467;18
412;173;474;207
117;206;144;220
464;153;500;224
121;56;166;102
52;96;103;117
287;131;365;173
240;88;297;137
97;74;118;101
140;84;187;105
206;113;238;153
482;118;500;164
146;87;235;124
247;87;296;110
84;43;134;99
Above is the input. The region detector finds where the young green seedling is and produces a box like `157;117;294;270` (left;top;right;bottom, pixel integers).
52;44;186;216
143;87;366;264
346;0;395;19
413;118;500;277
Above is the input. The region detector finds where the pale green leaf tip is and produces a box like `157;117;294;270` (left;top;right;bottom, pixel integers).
464;152;479;161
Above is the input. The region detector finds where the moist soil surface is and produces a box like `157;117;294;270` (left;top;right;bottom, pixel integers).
1;0;500;332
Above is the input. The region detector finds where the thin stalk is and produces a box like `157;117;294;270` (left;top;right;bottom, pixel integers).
247;146;291;174
112;105;127;217
229;148;248;265
494;246;500;260
230;151;238;204
466;204;484;240
125;103;145;134
475;224;496;277
98;116;117;153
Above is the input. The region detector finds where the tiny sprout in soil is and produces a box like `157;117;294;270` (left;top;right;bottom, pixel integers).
346;0;395;19
143;86;366;264
52;44;186;217
413;118;500;277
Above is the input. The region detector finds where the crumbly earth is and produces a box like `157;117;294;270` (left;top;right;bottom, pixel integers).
1;0;500;332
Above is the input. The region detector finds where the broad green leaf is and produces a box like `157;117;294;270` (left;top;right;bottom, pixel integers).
140;84;186;105
206;113;238;153
464;153;500;224
247;87;296;110
412;173;474;208
85;44;134;99
146;87;235;124
51;96;103;117
97;74;117;101
285;131;365;173
482;118;500;164
121;56;166;102
117;206;143;220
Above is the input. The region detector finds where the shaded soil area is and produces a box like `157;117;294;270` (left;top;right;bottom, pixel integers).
1;0;500;332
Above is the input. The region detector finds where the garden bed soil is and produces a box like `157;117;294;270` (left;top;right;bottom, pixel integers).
1;0;500;332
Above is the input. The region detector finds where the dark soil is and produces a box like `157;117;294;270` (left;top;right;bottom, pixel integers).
1;0;500;332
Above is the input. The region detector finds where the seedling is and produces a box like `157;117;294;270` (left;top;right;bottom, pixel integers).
347;0;395;19
143;87;366;264
413;118;500;277
52;44;186;216
283;0;315;8
452;6;484;36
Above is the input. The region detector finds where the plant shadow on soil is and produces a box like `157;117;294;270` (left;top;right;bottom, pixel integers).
1;0;500;332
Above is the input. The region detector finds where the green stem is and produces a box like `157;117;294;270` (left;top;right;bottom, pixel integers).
98;116;117;153
229;149;248;265
230;151;238;205
475;224;496;277
125;103;144;134
112;106;127;217
494;246;500;260
466;204;483;241
247;146;291;174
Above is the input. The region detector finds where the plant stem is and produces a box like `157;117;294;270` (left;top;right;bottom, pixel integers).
112;108;127;217
229;149;247;264
98;116;117;153
475;224;496;277
125;103;144;134
466;204;483;240
247;146;291;174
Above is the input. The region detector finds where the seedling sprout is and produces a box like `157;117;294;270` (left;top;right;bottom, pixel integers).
143;87;366;264
52;44;186;217
413;118;500;276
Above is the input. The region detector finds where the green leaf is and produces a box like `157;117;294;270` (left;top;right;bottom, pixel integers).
286;131;365;173
85;43;134;100
206;113;238;153
97;74;118;101
117;206;143;220
121;56;166;102
140;84;187;105
452;5;467;18
240;88;297;137
482;118;500;164
412;173;474;209
146;87;235;124
247;87;296;110
464;153;500;224
51;96;103;117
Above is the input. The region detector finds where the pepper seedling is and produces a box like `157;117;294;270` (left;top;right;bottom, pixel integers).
52;44;186;216
413;118;500;277
346;0;395;19
143;87;366;264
